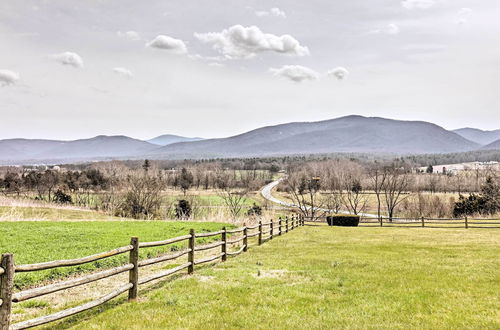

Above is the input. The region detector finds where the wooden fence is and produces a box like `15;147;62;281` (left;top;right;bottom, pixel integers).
358;217;500;228
305;215;500;229
0;216;304;330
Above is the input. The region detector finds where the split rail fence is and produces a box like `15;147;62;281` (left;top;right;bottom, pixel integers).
305;216;500;229
358;217;500;228
0;216;304;330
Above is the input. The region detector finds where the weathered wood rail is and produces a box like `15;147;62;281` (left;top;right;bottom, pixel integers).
0;215;304;330
305;215;500;229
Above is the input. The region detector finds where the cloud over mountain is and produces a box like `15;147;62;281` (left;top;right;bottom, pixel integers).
194;25;309;59
255;8;286;18
117;30;141;41
270;65;319;82
51;52;84;68
146;35;188;54
0;70;20;86
113;67;133;78
401;0;436;10
328;67;349;80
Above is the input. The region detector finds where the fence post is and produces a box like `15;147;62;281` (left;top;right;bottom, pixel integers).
128;237;139;301
221;227;227;262
278;217;282;236
188;229;195;274
270;220;274;239
1;254;14;330
285;217;289;233
291;216;295;230
421;217;425;228
258;221;263;245
464;216;468;229
380;217;383;227
243;224;248;252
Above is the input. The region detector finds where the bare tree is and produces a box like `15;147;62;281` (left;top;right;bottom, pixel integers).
117;174;164;220
341;175;367;215
215;168;248;217
383;167;411;221
370;167;387;223
283;164;326;220
218;188;248;217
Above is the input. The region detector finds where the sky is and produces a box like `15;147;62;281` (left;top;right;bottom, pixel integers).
0;0;499;141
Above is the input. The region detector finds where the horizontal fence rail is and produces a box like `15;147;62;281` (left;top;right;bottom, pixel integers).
305;215;500;229
0;215;305;330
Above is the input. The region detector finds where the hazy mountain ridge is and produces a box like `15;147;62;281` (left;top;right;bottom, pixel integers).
0;116;495;164
147;134;204;146
481;139;500;151
0;136;159;164
453;128;500;145
152;116;480;158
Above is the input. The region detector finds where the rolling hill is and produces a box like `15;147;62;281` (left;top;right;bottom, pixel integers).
0;136;158;164
0;116;492;164
147;134;204;146
481;139;500;150
453;128;500;145
150;116;480;159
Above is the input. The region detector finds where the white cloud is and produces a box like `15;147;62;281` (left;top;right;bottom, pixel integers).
386;23;400;35
0;70;20;86
458;8;472;16
117;30;141;41
256;7;286;18
270;65;319;82
113;67;133;78
328;67;349;80
371;23;400;35
146;35;188;54
401;0;436;10
194;25;309;59
51;52;84;68
456;8;472;25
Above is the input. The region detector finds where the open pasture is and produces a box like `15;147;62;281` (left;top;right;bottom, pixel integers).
14;225;499;329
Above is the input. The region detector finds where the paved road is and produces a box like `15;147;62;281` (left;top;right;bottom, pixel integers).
260;179;378;218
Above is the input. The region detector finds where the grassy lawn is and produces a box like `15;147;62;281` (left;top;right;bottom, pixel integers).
42;226;499;329
0;221;232;288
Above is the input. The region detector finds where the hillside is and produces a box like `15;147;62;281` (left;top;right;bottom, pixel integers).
453;128;500;145
0;136;158;164
481;139;500;150
0;116;489;164
150;116;480;158
147;134;204;146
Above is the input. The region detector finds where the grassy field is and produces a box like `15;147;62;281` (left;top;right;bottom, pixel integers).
0;221;233;288
31;226;500;329
0;206;127;222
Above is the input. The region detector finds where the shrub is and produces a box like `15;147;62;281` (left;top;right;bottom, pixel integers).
247;203;263;216
53;190;72;204
176;199;192;219
326;215;360;227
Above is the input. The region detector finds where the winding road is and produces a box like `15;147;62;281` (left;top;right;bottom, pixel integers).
260;178;378;218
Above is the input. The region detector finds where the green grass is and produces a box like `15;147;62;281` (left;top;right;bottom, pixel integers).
0;221;233;288
41;226;499;329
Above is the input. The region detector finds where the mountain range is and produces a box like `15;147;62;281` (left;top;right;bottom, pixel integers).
452;128;500;145
147;134;204;146
0;115;498;164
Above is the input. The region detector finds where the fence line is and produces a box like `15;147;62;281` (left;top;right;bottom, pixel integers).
0;215;304;330
305;215;500;229
359;217;500;229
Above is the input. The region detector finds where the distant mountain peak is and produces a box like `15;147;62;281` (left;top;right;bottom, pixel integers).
147;134;204;146
453;127;500;145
